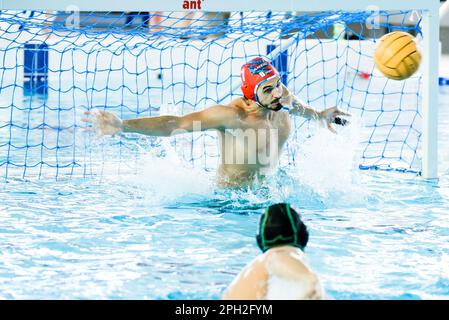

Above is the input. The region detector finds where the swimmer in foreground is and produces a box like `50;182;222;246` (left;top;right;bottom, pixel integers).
83;57;351;187
222;203;325;300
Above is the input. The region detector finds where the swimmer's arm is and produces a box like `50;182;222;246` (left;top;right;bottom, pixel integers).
222;257;268;300
281;84;351;133
289;97;323;120
122;105;240;136
280;84;321;120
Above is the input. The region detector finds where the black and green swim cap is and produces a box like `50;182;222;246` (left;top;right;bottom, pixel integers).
256;203;309;252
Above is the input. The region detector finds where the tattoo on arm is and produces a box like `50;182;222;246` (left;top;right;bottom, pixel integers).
290;98;320;120
291;99;302;110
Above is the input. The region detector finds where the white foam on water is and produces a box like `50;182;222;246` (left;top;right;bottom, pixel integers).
114;140;216;204
288;119;368;207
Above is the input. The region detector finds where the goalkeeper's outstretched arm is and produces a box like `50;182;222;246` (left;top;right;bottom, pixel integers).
82;104;241;137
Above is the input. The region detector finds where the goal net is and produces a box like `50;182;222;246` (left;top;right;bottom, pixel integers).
0;9;428;179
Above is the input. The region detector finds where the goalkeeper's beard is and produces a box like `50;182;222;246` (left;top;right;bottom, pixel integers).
260;98;283;112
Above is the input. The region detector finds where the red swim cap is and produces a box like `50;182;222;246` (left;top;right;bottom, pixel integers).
241;57;278;102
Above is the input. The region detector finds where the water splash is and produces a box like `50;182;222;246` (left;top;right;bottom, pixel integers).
116;140;215;204
287;119;368;208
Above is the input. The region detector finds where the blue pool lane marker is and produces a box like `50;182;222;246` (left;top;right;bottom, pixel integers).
440;77;449;87
267;44;288;86
23;42;48;96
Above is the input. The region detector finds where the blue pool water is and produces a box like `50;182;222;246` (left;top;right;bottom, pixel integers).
0;88;449;300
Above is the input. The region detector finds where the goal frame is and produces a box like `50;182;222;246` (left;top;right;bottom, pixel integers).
0;0;440;179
